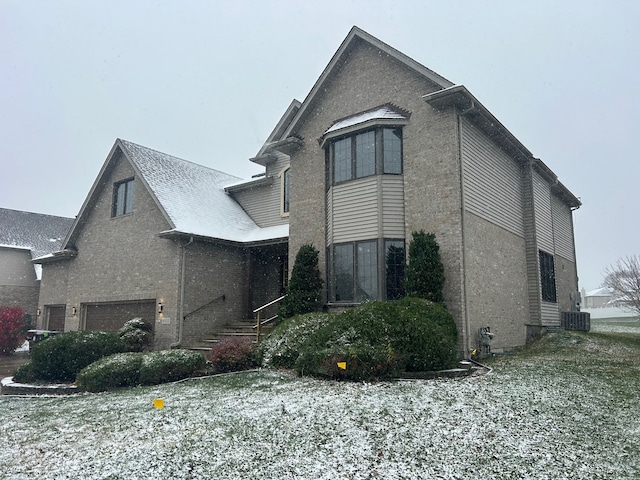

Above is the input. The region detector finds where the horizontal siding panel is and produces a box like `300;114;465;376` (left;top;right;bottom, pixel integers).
461;118;524;237
331;177;379;243
533;172;554;253
232;179;287;228
541;301;560;326
381;176;405;238
551;195;575;261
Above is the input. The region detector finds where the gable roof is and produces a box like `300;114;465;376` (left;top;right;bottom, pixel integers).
63;139;287;249
0;208;74;278
277;26;454;143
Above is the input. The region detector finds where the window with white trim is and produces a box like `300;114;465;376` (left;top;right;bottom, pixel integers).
282;167;290;215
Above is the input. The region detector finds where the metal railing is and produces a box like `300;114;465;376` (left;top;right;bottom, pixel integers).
253;295;286;343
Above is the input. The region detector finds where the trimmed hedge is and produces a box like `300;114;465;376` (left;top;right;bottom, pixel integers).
259;312;328;368
261;297;458;381
77;349;206;392
13;330;126;383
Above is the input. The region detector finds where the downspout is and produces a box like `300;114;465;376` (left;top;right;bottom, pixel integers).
457;108;473;356
170;236;194;348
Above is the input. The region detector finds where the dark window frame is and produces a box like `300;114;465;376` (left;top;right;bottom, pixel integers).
329;238;405;303
329;127;403;185
539;250;557;303
112;178;135;217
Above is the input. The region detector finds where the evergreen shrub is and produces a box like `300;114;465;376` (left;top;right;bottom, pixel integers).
293;297;457;380
207;337;257;373
138;349;205;385
279;244;323;318
76;352;142;392
405;230;445;302
14;330;126;383
259;312;329;368
76;349;206;392
118;318;153;352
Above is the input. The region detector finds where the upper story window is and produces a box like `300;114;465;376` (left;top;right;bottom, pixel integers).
281;167;290;215
330;127;403;185
539;250;557;303
113;178;135;217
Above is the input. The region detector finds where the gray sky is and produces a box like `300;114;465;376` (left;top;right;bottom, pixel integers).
1;0;638;291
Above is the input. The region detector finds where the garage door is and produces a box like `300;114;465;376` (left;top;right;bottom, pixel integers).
84;301;156;332
47;305;66;331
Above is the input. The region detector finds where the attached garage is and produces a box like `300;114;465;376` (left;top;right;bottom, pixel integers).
46;305;66;331
84;301;156;332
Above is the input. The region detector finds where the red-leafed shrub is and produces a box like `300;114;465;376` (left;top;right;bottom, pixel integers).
207;337;258;373
0;306;27;356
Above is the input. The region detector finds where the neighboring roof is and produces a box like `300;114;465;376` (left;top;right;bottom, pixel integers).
63;140;288;248
585;287;613;297
278;26;454;142
0;208;74;278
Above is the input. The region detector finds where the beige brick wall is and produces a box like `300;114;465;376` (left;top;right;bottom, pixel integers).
463;212;529;351
288;38;454;304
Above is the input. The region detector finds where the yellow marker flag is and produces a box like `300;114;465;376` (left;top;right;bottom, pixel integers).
337;362;347;370
153;398;165;409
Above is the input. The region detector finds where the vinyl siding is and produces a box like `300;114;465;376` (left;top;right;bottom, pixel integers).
533;171;554;253
327;175;405;244
461;118;524;237
541;301;560;326
381;176;405;238
231;154;290;228
551;194;575;262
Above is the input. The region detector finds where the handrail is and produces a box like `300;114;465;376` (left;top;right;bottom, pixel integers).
183;293;226;319
253;295;286;343
252;295;286;314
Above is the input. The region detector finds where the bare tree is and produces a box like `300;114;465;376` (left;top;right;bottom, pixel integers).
603;255;640;316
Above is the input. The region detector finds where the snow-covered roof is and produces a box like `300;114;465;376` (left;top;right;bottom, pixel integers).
118;140;287;244
585;287;613;297
0;208;74;279
325;104;409;135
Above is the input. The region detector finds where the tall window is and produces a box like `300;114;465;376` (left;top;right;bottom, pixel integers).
539;250;557;303
385;240;405;300
282;168;290;214
330;127;402;184
113;178;134;217
330;239;405;302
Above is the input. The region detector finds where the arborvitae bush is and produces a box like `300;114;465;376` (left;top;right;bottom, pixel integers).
138;349;205;385
118;318;153;352
405;230;445;302
14;331;126;383
207;337;257;373
279;244;323;318
0;306;27;356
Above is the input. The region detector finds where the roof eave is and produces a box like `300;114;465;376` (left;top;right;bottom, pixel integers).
423;85;581;209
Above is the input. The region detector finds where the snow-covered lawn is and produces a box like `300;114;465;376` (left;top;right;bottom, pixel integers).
2;325;639;479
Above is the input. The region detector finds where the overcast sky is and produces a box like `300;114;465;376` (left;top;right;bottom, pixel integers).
1;0;638;291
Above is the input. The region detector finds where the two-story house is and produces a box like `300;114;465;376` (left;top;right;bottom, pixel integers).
35;27;581;355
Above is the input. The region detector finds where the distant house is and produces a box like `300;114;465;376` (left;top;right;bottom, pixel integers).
35;27;581;355
0;208;73;322
581;287;613;308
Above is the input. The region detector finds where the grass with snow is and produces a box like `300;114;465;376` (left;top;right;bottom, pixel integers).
1;318;639;479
